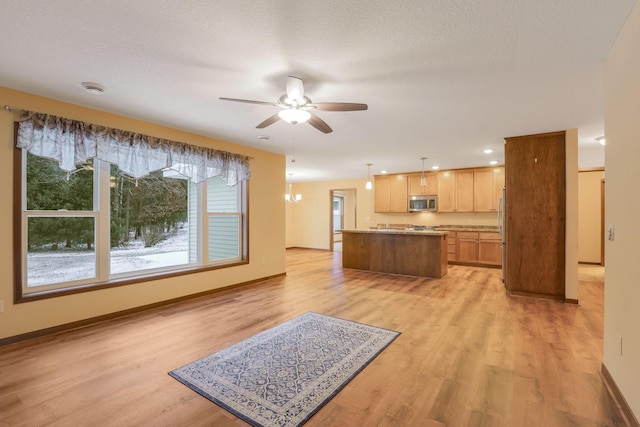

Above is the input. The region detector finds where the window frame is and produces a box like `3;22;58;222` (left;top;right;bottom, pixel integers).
13;139;249;304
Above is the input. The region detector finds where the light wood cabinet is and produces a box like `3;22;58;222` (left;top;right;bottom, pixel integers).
377;166;504;214
437;171;456;212
454;231;502;266
492;167;505;211
456;231;479;262
474;167;505;212
456;170;474;212
478;232;502;265
408;172;438;195
447;231;457;262
437;169;474;212
374;174;408;213
374;175;391;212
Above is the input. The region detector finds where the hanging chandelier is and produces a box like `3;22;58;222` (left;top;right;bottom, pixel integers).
285;176;301;203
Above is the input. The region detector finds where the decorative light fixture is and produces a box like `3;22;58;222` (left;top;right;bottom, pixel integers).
278;108;311;124
596;136;606;146
365;163;373;190
420;157;428;186
285;175;301;203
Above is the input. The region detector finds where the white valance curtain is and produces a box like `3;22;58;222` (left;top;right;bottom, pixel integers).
16;110;251;186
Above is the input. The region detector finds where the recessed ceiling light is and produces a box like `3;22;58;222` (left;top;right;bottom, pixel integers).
81;82;106;95
257;135;270;141
596;136;605;146
432;165;440;170
490;160;498;165
380;170;388;174
483;149;493;154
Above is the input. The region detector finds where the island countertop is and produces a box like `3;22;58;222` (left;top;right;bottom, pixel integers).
342;228;448;236
341;229;448;278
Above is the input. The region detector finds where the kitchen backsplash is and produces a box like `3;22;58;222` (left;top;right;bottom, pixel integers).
366;211;499;228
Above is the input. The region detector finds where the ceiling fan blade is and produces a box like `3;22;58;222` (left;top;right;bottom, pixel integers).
256;113;281;129
286;76;305;104
308;113;333;134
219;97;277;106
309;102;368;111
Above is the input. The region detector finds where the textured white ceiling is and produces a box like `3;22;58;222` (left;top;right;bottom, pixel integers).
0;1;635;181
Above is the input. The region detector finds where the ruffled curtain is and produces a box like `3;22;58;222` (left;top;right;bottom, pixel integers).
16;110;251;186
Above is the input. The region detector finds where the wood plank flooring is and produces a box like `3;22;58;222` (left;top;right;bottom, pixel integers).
0;249;629;426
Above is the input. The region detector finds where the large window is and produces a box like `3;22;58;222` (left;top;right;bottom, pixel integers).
18;150;247;299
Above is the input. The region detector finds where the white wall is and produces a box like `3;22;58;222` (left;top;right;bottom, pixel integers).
604;1;640;418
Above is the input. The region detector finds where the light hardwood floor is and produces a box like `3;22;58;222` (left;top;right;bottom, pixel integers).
0;249;628;426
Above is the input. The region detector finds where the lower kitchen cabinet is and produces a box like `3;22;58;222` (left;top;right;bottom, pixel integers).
456;232;479;262
451;231;501;266
447;231;457;262
478;232;501;265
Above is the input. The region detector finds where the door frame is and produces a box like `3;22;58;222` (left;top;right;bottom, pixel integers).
601;178;605;266
329;188;357;252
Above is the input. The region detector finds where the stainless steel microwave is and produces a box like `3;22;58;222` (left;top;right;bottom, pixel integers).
408;195;437;212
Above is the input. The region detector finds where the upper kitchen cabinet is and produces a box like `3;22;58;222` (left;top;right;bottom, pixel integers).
374;174;408;213
455;170;474;212
408;172;438;195
437;171;456;212
437;169;474;212
474;167;505;212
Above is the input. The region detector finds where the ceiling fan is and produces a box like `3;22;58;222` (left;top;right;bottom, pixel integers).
219;76;367;134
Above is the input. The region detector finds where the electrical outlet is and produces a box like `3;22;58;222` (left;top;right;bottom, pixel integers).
608;224;615;241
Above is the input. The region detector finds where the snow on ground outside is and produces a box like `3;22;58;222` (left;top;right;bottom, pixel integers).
27;226;189;287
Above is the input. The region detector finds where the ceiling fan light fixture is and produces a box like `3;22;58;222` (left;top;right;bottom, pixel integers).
278;108;311;124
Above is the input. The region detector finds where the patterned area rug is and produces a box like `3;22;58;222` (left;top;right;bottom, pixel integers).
169;312;400;427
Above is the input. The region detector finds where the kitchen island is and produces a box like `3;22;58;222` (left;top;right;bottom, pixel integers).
341;229;449;278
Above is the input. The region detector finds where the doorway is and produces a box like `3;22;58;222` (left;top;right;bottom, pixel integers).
330;188;357;252
601;178;605;266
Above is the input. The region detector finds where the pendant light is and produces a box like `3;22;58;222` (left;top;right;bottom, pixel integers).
365;163;373;190
420;157;427;186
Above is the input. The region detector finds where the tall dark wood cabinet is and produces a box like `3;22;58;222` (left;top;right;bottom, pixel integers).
504;131;566;299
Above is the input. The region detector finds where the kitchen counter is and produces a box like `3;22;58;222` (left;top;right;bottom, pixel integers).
437;225;499;232
341;229;448;278
349;229;449;236
366;223;499;233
